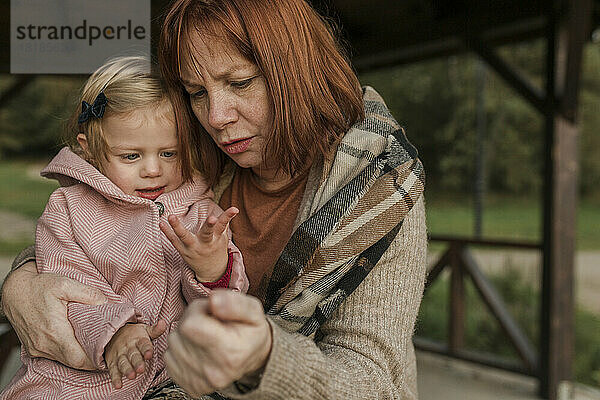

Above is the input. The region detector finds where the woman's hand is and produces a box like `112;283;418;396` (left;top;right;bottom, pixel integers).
1;261;107;370
160;207;238;282
165;290;272;396
105;320;167;389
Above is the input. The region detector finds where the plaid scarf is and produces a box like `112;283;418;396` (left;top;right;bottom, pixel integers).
263;87;425;336
144;87;425;400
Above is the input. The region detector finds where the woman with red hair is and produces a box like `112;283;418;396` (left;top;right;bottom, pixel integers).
2;0;427;398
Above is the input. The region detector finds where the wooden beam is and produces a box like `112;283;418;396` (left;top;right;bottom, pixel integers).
414;337;535;376
429;234;542;249
559;0;594;121
540;0;590;398
460;249;538;373
466;35;548;115
424;247;451;291
449;244;465;353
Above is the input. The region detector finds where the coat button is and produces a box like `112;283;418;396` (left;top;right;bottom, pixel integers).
155;201;165;216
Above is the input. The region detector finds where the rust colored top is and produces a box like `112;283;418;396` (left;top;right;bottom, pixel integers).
219;167;309;301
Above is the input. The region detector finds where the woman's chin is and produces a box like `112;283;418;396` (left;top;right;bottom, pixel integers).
225;152;262;169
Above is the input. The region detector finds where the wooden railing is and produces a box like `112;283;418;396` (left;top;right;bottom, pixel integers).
414;234;543;377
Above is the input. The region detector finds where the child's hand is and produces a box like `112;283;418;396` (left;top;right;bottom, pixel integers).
160;207;238;282
105;320;167;389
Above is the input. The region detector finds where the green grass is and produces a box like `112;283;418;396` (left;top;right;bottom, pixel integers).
0;160;58;219
0;160;57;255
0;239;35;256
426;193;600;250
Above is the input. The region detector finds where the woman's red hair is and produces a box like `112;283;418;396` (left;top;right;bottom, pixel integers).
159;0;364;186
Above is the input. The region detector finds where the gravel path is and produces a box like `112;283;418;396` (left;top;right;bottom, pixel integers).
0;211;35;242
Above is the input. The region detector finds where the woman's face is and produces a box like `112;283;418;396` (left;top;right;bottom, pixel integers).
180;34;273;173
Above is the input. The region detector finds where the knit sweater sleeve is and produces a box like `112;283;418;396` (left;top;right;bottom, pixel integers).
220;196;427;400
35;190;139;369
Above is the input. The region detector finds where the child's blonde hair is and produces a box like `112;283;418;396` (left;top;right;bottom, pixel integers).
67;56;196;181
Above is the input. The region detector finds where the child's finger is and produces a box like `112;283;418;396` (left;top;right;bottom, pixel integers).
135;336;154;361
147;320;168;340
117;354;136;380
213;207;239;236
159;221;185;254
167;215;198;247
197;215;217;242
108;363;123;389
129;350;146;374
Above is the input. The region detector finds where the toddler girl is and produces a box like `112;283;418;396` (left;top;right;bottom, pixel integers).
1;56;248;400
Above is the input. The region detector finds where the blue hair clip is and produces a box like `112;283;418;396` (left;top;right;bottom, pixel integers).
78;92;108;124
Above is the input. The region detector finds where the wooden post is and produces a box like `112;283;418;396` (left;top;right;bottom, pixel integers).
540;0;590;398
449;242;465;353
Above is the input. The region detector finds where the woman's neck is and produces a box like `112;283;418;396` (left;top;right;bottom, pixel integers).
250;166;294;192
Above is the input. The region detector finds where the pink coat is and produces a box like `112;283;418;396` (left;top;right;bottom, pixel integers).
2;147;248;400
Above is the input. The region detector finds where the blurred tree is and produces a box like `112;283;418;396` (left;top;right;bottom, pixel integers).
579;43;600;197
0;77;83;159
360;40;600;198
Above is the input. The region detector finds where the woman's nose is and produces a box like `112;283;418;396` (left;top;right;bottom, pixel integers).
208;90;237;129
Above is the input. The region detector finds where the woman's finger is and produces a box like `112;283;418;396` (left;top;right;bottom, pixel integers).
213;207;239;236
165;331;200;381
54;277;107;305
4;265;98;370
165;332;213;397
165;294;272;395
208;289;264;324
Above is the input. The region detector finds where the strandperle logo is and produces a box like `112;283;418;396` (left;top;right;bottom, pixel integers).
15;20;146;46
11;0;150;74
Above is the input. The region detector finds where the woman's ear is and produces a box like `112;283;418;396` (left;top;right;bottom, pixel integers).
76;134;89;152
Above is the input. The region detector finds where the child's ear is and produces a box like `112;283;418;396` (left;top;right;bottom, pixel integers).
76;134;89;152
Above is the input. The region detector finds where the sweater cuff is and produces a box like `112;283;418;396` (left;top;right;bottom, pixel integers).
201;252;233;289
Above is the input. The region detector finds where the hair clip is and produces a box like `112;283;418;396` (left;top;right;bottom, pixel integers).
78;92;108;124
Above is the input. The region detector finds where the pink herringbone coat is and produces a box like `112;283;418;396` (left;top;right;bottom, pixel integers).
1;147;248;400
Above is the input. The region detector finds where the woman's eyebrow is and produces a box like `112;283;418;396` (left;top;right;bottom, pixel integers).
181;77;201;87
181;64;257;86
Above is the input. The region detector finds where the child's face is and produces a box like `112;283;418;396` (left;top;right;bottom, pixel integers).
99;103;184;200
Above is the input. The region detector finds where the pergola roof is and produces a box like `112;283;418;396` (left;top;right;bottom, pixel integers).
1;0;598;72
309;0;600;70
